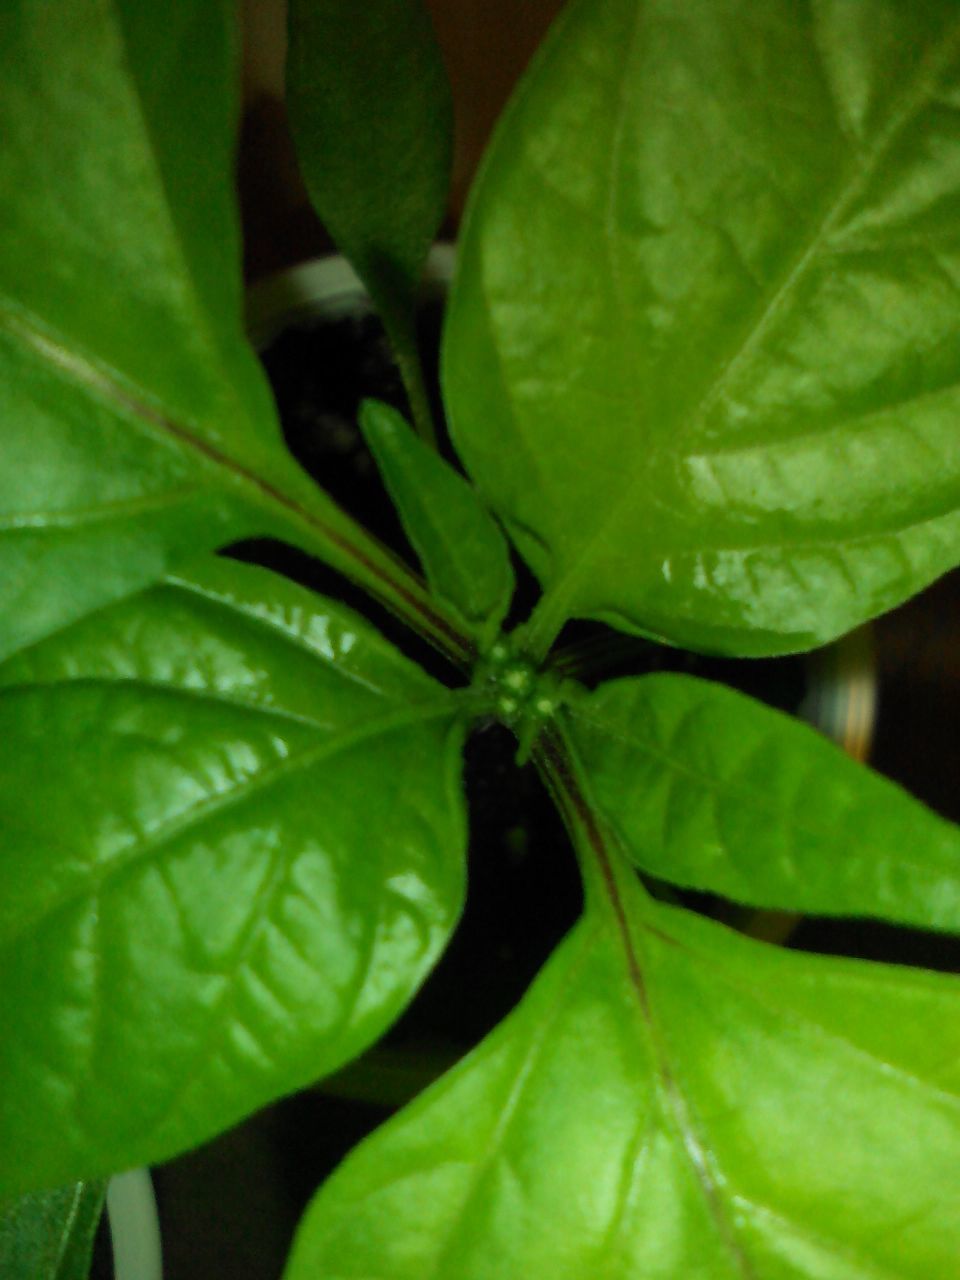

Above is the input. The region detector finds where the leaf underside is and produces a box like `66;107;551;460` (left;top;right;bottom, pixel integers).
0;557;467;1197
0;1181;104;1280
444;0;960;655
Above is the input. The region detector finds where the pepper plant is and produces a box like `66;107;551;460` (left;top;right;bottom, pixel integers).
2;0;960;1276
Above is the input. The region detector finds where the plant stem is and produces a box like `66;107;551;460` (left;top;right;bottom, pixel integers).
532;720;635;913
267;493;476;669
519;587;575;665
378;290;439;449
393;330;439;449
0;295;471;668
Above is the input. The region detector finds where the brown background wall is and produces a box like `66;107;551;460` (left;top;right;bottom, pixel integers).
238;0;564;277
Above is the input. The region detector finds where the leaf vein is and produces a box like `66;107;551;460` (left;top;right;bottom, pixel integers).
0;703;452;953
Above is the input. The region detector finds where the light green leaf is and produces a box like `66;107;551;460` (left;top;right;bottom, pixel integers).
563;672;960;930
444;0;960;657
0;1182;104;1280
0;557;467;1197
284;870;960;1278
360;399;514;638
0;0;445;664
287;0;453;441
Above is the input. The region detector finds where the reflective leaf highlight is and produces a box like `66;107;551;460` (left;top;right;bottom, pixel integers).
0;558;467;1196
444;0;960;656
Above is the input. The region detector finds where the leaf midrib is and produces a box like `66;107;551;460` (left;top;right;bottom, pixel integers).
0;675;335;733
641;915;960;1278
540;727;755;1278
0;294;475;664
533;15;960;639
163;573;434;701
50;1182;87;1279
0;488;201;532
0;700;454;952
0;294;303;516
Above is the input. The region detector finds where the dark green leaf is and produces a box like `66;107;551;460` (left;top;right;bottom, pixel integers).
0;1182;104;1280
0;557;467;1197
564;672;960;930
284;870;960;1278
360;399;514;638
287;0;453;441
0;0;438;664
444;0;960;657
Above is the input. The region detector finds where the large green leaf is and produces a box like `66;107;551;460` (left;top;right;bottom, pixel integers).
444;0;960;657
0;0;446;664
287;0;453;440
284;867;960;1278
0;1182;104;1280
563;672;960;929
0;557;467;1197
360;399;514;639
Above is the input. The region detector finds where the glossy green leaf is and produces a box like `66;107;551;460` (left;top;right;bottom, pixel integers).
285;869;960;1278
287;0;453;441
360;399;514;637
0;0;438;664
0;1182;104;1280
0;557;467;1197
564;672;960;930
444;0;960;658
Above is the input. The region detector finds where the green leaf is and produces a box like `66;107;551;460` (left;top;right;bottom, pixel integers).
563;672;960;931
0;1182;104;1280
360;399;514;638
0;557;467;1197
287;0;453;442
444;0;960;658
284;874;960;1278
0;0;449;664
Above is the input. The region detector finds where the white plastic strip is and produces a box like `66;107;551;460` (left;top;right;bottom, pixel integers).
106;1167;163;1280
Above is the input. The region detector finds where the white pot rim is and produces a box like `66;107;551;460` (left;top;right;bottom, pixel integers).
245;243;456;351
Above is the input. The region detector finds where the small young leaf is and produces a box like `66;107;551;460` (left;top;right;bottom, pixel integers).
360;399;514;635
0;0;447;664
564;673;960;932
284;879;960;1278
287;0;453;440
0;1181;104;1280
444;0;960;656
0;557;467;1198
